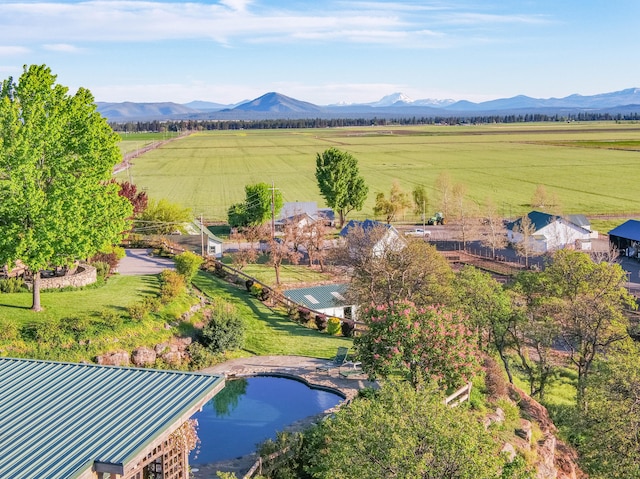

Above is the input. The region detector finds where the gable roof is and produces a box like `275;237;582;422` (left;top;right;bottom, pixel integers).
284;284;351;311
608;220;640;242
280;202;318;220
339;219;395;237
507;211;590;234
0;358;224;479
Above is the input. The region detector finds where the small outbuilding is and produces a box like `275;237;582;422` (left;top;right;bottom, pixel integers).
284;284;355;320
166;220;224;258
0;357;224;479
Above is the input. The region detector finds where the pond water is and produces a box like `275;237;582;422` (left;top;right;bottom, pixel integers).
190;375;343;464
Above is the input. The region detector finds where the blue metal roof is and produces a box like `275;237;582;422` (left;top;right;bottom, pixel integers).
339;219;393;237
507;211;590;234
609;220;640;242
0;358;224;479
284;284;350;311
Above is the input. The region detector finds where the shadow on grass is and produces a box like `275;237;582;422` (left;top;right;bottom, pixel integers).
193;271;351;356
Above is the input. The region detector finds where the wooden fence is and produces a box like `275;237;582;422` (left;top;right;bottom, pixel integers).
444;382;473;407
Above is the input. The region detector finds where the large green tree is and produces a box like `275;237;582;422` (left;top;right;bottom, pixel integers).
579;340;640;478
303;381;502;479
227;182;283;228
544;249;634;405
0;65;132;311
315;148;368;227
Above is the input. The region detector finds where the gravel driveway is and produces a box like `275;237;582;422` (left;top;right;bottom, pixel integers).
117;249;175;275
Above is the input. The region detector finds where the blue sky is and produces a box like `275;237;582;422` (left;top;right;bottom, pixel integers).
1;1;639;105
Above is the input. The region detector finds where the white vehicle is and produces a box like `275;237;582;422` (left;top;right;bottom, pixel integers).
404;228;431;237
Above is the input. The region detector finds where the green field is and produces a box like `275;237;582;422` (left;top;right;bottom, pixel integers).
116;122;640;222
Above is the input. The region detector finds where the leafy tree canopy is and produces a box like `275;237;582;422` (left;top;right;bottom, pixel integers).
355;300;480;390
303;381;502;479
0;64;132;310
315;147;368;227
227;182;283;228
136;198;192;234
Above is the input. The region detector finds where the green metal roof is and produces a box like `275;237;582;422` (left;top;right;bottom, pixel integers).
284;284;350;311
0;358;224;479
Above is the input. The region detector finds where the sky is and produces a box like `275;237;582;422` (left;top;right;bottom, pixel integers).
1;0;639;105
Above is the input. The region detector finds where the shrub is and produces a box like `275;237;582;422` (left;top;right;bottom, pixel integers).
160;269;186;303
128;300;151;321
327;316;341;335
315;313;328;331
341;319;356;338
141;296;162;313
174;251;204;282
91;261;110;280
0;318;19;341
483;356;508;401
0;277;26;293
188;342;217;369
250;283;263;297
298;307;311;322
99;309;124;329
200;301;245;353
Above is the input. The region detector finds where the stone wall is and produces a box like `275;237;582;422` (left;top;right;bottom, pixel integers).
39;264;97;290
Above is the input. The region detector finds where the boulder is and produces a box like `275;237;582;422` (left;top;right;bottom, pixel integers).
516;418;533;444
96;351;130;366
132;347;157;367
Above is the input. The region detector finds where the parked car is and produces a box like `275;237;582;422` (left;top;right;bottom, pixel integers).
404;228;431;237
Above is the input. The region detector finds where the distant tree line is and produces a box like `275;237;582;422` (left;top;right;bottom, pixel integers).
108;111;640;133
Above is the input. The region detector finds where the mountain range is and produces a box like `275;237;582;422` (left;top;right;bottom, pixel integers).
97;88;640;122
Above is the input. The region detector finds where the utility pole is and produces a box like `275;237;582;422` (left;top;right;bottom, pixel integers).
200;214;205;257
270;181;279;240
422;198;426;238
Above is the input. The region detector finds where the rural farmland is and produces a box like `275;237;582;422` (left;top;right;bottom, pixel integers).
117;122;640;222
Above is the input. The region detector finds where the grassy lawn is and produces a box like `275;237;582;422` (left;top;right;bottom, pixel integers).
116;123;640;221
0;275;158;325
0;274;195;362
220;255;336;288
193;270;352;359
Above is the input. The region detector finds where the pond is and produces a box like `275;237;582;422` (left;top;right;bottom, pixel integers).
190;375;344;464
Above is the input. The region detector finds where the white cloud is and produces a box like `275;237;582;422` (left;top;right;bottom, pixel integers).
0;46;30;56
0;1;547;47
43;43;83;53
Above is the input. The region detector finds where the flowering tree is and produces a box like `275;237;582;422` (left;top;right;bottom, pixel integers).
355;300;479;390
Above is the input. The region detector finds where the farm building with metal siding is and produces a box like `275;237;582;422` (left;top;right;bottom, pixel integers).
506;211;594;252
608;220;640;257
0;358;224;479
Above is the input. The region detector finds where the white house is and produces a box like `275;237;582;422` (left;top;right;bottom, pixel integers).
280;201;335;227
339;219;405;257
507;211;593;252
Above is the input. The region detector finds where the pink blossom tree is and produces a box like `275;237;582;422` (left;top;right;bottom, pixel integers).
355;300;480;390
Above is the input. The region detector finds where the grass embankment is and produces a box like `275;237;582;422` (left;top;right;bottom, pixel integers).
0;275;195;362
193;270;351;359
116;123;640;221
0;267;349;363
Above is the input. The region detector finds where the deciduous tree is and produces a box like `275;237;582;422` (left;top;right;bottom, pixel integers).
136;198;192;234
303;381;502;479
373;180;411;223
315;148;368;227
227;182;283;229
337;224;454;308
544;249;634;405
0;65;132;311
355;300;479;390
